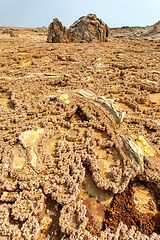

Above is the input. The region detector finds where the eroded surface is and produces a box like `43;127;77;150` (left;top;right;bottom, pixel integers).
0;28;160;240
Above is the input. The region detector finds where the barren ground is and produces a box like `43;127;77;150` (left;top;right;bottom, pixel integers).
0;28;160;240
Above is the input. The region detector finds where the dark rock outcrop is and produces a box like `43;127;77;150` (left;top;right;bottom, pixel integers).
68;14;109;43
47;14;109;43
47;18;69;43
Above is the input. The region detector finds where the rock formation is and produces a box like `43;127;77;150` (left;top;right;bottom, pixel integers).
47;18;69;43
47;14;109;43
68;14;109;42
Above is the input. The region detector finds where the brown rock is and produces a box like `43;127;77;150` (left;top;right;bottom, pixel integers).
47;14;109;43
47;18;69;43
68;14;109;43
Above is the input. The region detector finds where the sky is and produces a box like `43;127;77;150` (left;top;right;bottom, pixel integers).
0;0;160;28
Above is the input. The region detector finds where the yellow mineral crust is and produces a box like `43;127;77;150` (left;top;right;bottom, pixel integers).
40;215;53;232
19;129;44;148
59;93;70;104
79;171;113;233
79;171;113;206
133;184;158;214
135;135;155;157
11;146;26;169
44;135;57;155
19;129;44;167
59;94;69;100
149;93;160;105
98;154;116;183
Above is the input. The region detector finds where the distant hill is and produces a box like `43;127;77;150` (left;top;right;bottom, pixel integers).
110;21;160;41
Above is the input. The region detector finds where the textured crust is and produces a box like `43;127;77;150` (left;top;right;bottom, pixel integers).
0;32;160;239
0;90;159;239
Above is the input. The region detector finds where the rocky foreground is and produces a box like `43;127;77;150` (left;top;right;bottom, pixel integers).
0;26;160;240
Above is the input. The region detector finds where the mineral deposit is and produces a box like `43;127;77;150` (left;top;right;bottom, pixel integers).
0;25;160;240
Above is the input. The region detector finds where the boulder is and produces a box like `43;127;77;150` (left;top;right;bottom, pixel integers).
68;14;109;43
47;18;69;43
47;14;109;43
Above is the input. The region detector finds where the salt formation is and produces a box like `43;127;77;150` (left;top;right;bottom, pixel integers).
0;89;159;239
1;25;160;238
47;14;109;43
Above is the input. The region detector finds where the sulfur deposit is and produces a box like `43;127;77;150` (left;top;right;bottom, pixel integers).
0;26;160;239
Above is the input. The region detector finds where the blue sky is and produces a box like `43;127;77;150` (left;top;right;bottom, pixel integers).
0;0;159;28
